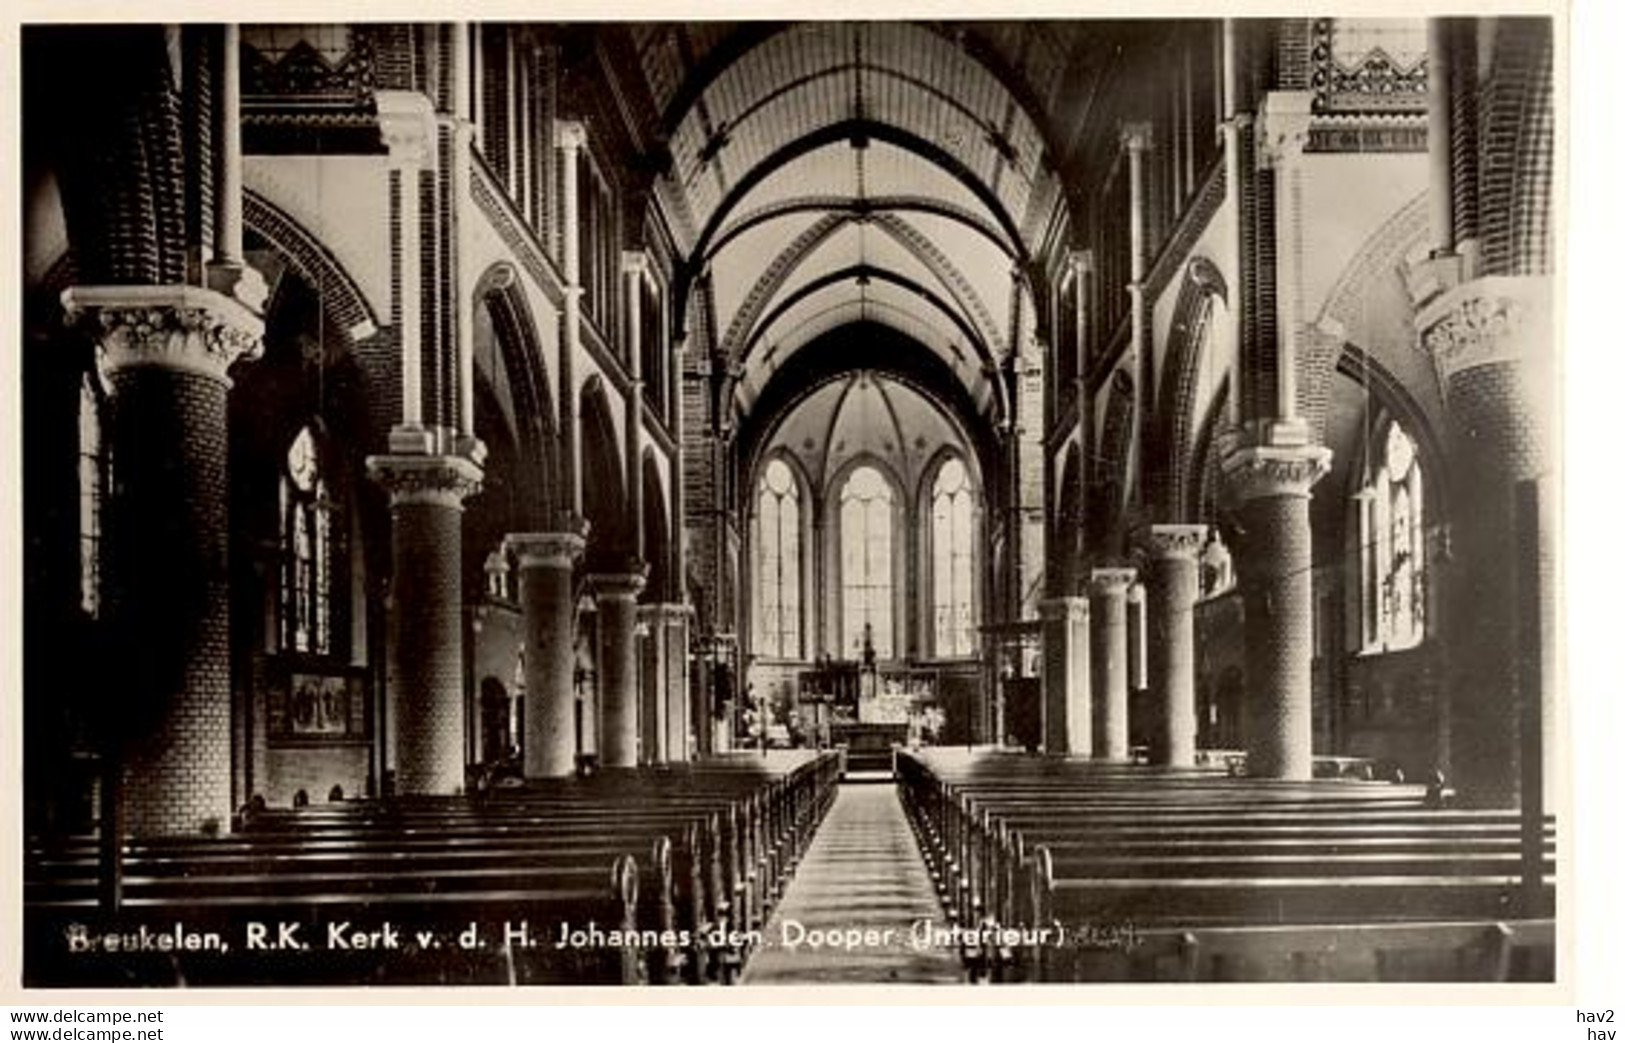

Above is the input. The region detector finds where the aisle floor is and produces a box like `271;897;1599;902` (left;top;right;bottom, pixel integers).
740;782;965;985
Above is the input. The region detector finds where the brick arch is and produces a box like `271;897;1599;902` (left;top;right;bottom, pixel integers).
718;213;848;365
1088;370;1135;556
1188;380;1230;526
1308;191;1430;442
244;191;392;457
1468;20;1556;279
719;209;1005;367
1334;345;1449;516
1054;442;1084;594
578;376;629;571
641;451;671;602
1152;257;1229;520
475;263;560;531
244;191;379;342
872;212;1005;357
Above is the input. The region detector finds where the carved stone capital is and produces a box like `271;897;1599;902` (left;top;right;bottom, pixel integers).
589;566;649;601
1254;90;1315;170
61;285;264;387
1221;443;1333;502
1089;568;1139;598
1416;275;1551;388
367;453;483;508
376;90;437;168
555;119;588;152
1137;524;1209;561
505;528;588;571
1041;596;1090;624
622;250;650;278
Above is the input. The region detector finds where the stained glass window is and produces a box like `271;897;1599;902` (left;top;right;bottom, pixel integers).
840;466;894;659
931;458;976;657
755;459;801;658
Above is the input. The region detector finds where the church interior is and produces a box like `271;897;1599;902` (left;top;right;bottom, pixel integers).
19;17;1558;986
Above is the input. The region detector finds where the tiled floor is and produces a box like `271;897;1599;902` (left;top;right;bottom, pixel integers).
740;783;965;985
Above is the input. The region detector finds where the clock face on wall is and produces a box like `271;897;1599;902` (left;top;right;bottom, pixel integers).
287;426;319;492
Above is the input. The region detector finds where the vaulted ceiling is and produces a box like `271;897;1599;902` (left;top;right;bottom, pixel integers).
617;21;1132;430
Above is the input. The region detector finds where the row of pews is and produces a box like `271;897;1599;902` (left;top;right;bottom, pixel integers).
25;751;841;987
898;749;1555;983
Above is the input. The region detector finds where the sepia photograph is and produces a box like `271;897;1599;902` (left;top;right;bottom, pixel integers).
12;7;1576;1004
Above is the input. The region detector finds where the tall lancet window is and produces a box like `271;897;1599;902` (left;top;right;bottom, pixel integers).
931;458;976;657
78;373;107;617
755;458;801;658
281;424;334;655
840;465;894;659
1359;420;1426;652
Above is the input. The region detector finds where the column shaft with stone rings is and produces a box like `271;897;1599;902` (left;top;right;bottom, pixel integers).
369;453;483;795
1140;525;1207;768
1223;443;1331;780
1089;568;1138;760
595;569;648;769
62;286;263;836
507;527;587;779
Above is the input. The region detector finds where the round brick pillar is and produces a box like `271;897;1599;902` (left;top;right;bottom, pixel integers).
1041;597;1091;756
507;529;586;779
1139;525;1207;768
369;454;483;796
1223;443;1331;780
62;286;262;837
594;571;647;769
1089;568;1138;760
1418;276;1554;808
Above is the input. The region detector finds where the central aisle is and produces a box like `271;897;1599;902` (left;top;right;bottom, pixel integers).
741;782;966;985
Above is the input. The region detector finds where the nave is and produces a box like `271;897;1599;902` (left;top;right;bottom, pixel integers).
20;17;1559;988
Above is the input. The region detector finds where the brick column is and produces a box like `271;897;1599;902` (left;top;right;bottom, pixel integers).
1041;597;1091;756
62;286;262;836
638;603;668;765
663;605;694;763
367;453;482;795
1089;568;1138;760
1222;443;1331;780
594;570;647;769
506;528;586;779
1139;525;1207;767
1418;275;1554;807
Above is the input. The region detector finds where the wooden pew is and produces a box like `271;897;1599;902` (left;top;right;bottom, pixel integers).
24;751;841;987
895;749;1556;983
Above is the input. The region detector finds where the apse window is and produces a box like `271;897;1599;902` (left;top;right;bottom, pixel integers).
755;458;802;659
1359;420;1426;652
841;465;895;660
931;457;977;657
281;424;334;655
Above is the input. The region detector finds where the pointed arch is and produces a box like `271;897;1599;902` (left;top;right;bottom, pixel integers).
578;376;629;571
1152;256;1228;520
1054;442;1084;594
475;262;561;531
